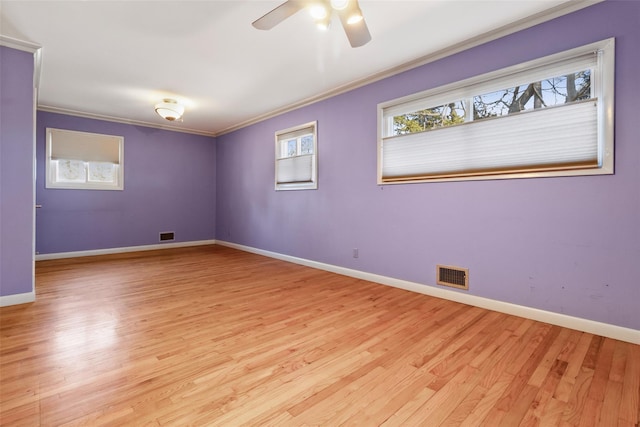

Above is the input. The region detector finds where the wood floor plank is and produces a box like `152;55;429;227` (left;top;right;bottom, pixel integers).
619;343;640;424
598;379;623;427
527;327;572;388
555;331;594;403
339;364;436;425
560;365;596;426
439;383;487;426
521;357;568;424
404;364;482;425
0;245;637;426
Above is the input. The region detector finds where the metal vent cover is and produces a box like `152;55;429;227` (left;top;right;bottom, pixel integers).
437;265;469;290
159;232;175;242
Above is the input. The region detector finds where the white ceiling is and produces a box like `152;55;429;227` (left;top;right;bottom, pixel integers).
1;0;588;136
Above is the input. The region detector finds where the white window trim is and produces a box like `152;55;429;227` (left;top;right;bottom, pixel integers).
275;121;318;191
45;128;124;190
377;38;615;184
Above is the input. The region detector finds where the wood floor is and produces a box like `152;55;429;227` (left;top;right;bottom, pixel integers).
1;246;638;426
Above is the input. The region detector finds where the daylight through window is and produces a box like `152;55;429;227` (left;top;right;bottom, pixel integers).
46;128;124;190
378;38;614;183
275;121;317;190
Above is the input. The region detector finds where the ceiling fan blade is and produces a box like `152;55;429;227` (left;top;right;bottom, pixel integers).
337;3;372;48
252;0;306;30
342;18;371;48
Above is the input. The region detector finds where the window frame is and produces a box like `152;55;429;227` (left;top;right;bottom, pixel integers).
377;38;615;184
45;128;124;191
275;121;318;191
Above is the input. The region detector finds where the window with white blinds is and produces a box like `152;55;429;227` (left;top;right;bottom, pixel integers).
377;38;614;184
275;121;317;190
46;128;124;190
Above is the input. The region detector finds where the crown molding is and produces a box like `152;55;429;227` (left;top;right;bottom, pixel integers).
5;0;604;138
0;34;40;52
0;33;213;138
37;105;217;138
1;35;43;91
216;0;604;136
1;35;213;137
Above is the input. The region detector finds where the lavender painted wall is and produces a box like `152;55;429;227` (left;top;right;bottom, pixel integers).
0;46;35;298
36;112;216;254
216;1;640;330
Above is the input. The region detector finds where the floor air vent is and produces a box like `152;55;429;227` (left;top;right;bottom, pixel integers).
437;265;469;290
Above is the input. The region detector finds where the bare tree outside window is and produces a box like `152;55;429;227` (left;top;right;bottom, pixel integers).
392;69;591;136
474;70;591;120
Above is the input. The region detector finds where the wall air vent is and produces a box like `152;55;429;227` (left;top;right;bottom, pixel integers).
159;232;175;242
437;265;469;290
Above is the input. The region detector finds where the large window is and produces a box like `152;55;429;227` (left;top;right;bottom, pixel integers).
378;38;614;183
46;128;124;190
275;121;317;190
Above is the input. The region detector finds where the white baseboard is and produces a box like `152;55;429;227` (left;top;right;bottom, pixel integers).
0;291;35;307
35;239;217;261
216;240;640;345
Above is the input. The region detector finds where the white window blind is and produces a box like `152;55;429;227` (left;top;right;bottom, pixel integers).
377;38;614;183
382;100;598;180
46;128;124;190
276;154;314;183
48;128;121;163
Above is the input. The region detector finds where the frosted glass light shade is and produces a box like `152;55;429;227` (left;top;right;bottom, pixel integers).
155;99;184;121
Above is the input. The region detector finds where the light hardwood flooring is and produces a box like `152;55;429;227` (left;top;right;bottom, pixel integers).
1;245;638;426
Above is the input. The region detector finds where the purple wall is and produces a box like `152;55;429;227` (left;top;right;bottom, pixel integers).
0;46;35;298
216;1;640;330
36;112;216;254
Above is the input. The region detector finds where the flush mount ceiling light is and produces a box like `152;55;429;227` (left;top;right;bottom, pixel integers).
154;99;184;122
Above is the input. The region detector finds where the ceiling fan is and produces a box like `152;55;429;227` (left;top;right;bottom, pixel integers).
252;0;372;48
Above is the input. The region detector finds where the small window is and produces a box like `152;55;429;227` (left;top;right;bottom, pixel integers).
378;38;614;183
46;128;124;190
275;121;317;191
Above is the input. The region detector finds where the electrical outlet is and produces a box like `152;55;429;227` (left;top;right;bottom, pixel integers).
353;248;359;258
